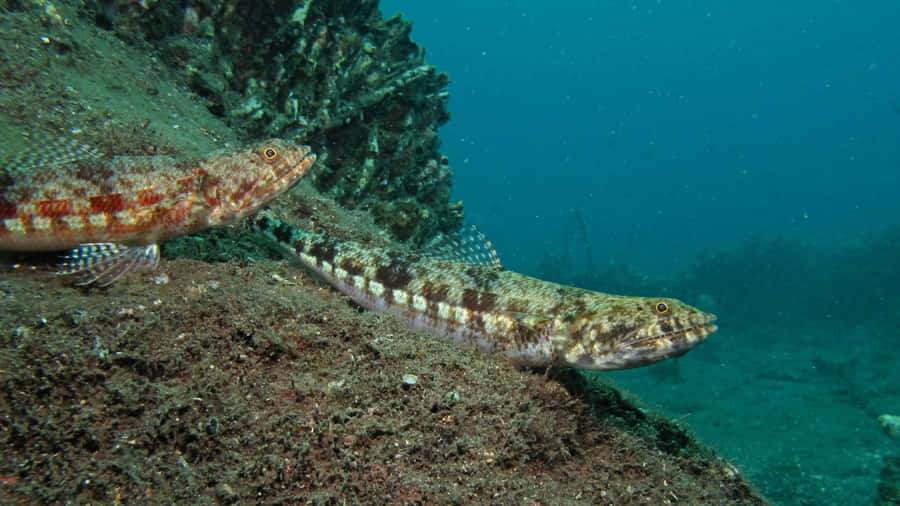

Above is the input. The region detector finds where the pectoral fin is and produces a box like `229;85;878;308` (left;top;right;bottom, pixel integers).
58;243;160;287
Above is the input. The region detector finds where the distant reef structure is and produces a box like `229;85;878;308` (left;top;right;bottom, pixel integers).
7;0;462;245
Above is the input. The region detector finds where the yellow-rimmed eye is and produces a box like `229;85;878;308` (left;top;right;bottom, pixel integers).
263;146;279;161
654;301;670;315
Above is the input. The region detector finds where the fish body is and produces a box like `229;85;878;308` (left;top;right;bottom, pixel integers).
259;217;717;370
0;138;316;285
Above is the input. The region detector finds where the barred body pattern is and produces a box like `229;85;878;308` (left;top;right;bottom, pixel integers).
1;139;315;285
261;217;717;370
0;139;315;250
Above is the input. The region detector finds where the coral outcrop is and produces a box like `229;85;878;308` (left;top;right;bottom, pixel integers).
87;0;463;244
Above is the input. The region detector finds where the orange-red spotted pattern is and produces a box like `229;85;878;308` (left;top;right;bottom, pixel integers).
0;139;316;252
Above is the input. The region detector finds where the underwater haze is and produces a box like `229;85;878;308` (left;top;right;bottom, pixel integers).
383;1;900;505
381;0;900;272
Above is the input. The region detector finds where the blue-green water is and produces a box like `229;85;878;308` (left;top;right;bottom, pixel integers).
382;2;900;504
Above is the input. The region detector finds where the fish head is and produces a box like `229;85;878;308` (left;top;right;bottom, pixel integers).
205;139;316;225
558;296;717;370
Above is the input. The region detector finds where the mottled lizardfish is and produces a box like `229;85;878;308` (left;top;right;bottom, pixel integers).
0;137;316;286
256;215;717;371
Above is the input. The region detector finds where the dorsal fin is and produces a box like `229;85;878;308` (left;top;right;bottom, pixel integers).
421;224;503;270
3;133;103;175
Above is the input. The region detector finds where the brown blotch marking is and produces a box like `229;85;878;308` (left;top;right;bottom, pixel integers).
75;161;114;182
556;296;588;315
339;257;364;277
308;236;339;263
379;286;394;305
512;321;544;346
97;180;118;195
464;266;499;291
173;160;201;176
90;193;126;213
48;216;70;234
0;171;13;189
36;199;73;217
461;289;498;313
593;321;635;345
375;251;414;289
659;321;674;333
549;298;574;318
464;317;488;341
503;300;530;314
0;200;17;220
556;286;583;299
573;297;588;311
422;282;449;302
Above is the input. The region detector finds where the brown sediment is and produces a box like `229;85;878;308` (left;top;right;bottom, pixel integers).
0;257;766;504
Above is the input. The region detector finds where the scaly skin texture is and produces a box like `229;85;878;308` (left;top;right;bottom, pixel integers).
0;139;316;251
261;218;718;370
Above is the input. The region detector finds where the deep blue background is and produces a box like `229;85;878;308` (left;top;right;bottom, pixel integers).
380;0;900;273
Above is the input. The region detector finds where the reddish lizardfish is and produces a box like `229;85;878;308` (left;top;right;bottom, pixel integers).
0;137;315;286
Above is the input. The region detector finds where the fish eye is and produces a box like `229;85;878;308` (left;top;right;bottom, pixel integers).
654;301;670;315
263;146;279;161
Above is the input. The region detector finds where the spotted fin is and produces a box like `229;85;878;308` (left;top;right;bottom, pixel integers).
421;225;503;270
3;134;104;175
58;243;160;287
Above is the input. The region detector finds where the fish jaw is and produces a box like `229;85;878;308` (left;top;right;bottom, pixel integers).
205;139;316;225
557;298;718;370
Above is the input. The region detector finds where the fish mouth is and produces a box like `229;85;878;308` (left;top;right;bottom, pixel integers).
574;317;717;371
605;316;718;370
624;317;718;350
274;148;316;184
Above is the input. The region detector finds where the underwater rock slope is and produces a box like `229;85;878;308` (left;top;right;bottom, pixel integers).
0;260;764;504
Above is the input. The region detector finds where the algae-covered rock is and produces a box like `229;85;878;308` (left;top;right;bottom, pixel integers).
211;1;462;244
82;0;463;245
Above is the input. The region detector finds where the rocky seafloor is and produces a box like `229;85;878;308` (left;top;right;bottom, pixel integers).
1;0;766;503
0;242;764;504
